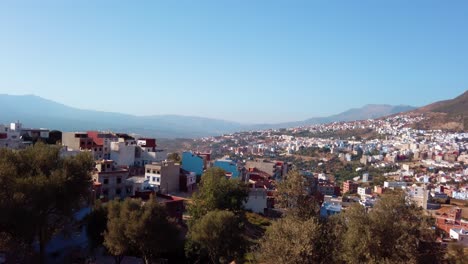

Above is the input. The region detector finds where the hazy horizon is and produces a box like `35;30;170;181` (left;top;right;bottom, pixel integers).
1;1;467;123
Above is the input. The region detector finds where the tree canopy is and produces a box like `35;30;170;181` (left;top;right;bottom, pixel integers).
187;167;249;222
0;143;94;263
103;198;181;264
188;210;245;264
275;170;319;219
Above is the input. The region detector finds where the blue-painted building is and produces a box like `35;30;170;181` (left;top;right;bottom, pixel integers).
213;158;240;178
181;152;204;176
319;202;342;218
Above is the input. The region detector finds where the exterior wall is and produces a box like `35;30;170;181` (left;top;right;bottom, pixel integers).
244;189;268;214
384;181;407;188
62;132;93;150
357;187;372;196
182;152;204;176
343;180;358;194
450;229;468;245
61;132;80;150
0;124;21;149
93;170;130;200
145;161;181;194
125;176;150;196
213;159;240;178
110;142;136;166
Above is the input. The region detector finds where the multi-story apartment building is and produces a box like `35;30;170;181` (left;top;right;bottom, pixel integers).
343;180;359;194
92;160;130;200
62;132;94;151
145;161;181;194
0;122;21;149
357;186;372;197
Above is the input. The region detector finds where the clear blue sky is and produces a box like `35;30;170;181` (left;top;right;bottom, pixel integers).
0;1;467;123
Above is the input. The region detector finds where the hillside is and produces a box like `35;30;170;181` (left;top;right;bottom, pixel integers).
410;90;468;131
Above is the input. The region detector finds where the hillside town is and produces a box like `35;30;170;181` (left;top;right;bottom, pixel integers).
1;113;468;263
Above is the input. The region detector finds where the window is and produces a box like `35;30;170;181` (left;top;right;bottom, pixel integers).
107;164;111;169
94;148;97;151
117;177;122;184
152;177;156;182
157;171;160;174
147;169;150;173
103;178;109;184
147;176;150;180
152;170;156;174
157;177;160;183
99;148;102;151
116;188;121;195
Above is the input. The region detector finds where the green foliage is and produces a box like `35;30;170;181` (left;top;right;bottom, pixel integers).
46;130;62;145
167;152;181;163
0;143;94;263
276;170;319;219
103;198;181;264
86;203;108;253
446;243;468;264
245;212;271;230
295;146;330;157
187;167;249;223
254;191;442;264
338;192;438;264
256;216;329;264
188;210;246;264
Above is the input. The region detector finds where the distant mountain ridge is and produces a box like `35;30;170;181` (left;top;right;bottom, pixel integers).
0;94;416;137
408;90;468;131
250;104;416;130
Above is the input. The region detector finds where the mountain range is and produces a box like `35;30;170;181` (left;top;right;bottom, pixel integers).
0;94;420;138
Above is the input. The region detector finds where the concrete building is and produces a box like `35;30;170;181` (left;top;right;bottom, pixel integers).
180;170;197;193
357;186;372;197
181;151;208;176
62;132;94;151
110;141;137;166
449;228;468;245
409;186;429;209
125;176;150;196
384;181;407;189
244;188;268;214
320;201;342;218
145;161;181;194
0;122;21;149
92;160;130;200
245;159;291;180
343;180;358;194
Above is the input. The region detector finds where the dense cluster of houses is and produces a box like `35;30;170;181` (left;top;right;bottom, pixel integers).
2;118;468;247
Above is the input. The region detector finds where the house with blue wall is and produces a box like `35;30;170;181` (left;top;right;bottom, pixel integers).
181;152;204;176
319;201;342;218
213;158;240;178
